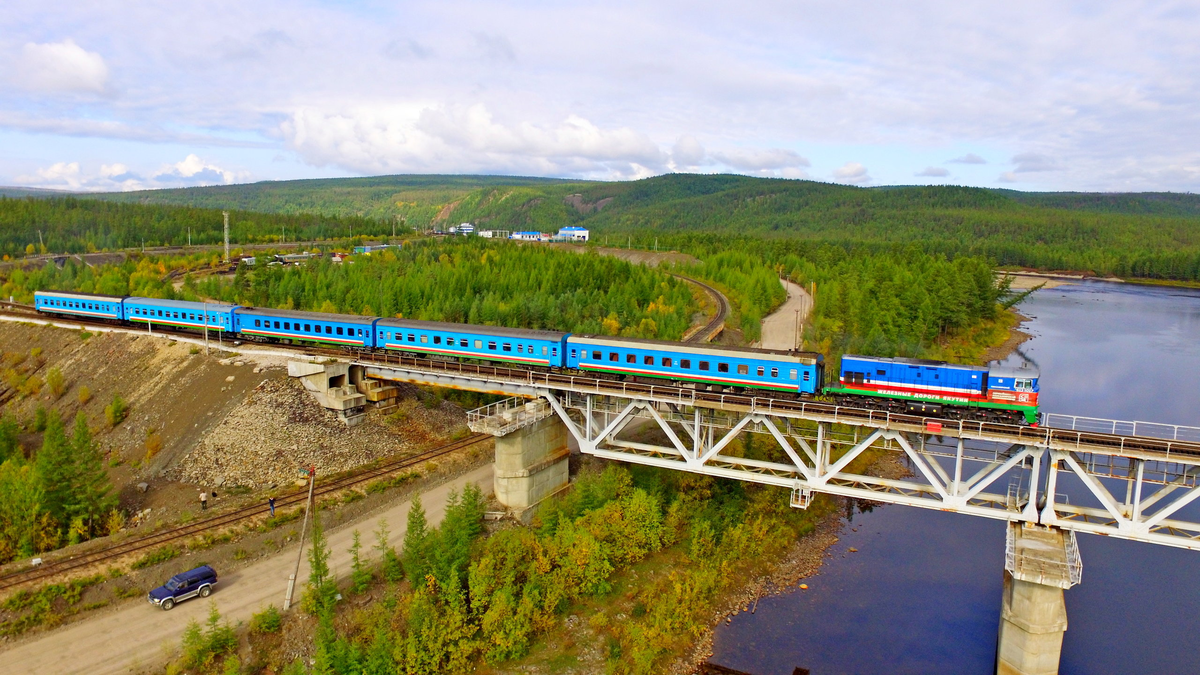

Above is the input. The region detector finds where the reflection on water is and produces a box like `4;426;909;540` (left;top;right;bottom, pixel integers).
712;281;1200;675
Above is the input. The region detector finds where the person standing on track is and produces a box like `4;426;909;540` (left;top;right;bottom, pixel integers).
200;491;208;511
268;496;275;517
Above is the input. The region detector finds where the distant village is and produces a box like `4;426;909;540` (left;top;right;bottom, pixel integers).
441;224;590;242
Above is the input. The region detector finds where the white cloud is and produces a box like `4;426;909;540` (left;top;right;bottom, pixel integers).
282;104;665;177
710;148;810;171
949;153;987;164
998;171;1018;183
15;154;244;192
1011;152;1062;173
670;136;706;168
833;161;871;184
916;166;950;177
15;39;109;94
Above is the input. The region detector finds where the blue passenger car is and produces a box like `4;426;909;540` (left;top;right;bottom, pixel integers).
123;297;237;333
35;291;125;320
233;307;378;347
375;319;569;367
565;335;823;394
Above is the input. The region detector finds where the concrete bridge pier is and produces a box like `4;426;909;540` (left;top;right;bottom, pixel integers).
487;407;570;521
996;523;1081;675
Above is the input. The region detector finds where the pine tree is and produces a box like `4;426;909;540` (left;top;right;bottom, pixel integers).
350;530;371;594
0;414;19;463
0;459;44;561
71;413;114;536
402;495;430;586
373;518;403;582
35;412;76;528
305;514;335;613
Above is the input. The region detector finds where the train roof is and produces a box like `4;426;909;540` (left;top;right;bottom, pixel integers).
843;354;988;372
235;306;378;325
570;334;823;365
376;318;568;341
35;290;126;301
124;297;238;310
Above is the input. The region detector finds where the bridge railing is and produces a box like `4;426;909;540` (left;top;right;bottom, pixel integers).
1042;413;1200;443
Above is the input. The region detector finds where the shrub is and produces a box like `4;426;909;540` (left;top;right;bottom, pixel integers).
77;385;92;405
46;367;65;399
144;432;163;462
104;393;127;427
249;605;282;634
176;603;237;671
131;545;179;570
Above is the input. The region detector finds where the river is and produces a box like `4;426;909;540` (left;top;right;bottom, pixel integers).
710;280;1200;674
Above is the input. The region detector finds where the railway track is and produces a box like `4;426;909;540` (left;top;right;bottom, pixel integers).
670;273;729;343
0;433;489;593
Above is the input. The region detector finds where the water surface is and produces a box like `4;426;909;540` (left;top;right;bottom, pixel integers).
712;281;1200;674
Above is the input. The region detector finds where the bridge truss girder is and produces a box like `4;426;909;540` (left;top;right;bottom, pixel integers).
539;392;1200;552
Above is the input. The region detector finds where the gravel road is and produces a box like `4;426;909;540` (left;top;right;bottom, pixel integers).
756;278;813;351
0;465;495;675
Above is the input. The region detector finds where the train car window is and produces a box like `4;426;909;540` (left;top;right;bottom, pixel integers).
460;339;469;347
504;343;512;352
407;334;414;341
489;341;497;350
700;361;710;371
803;371;810;381
737;365;749;375
272;321;279;328
254;320;261;327
757;367;764;376
304;324;311;332
326;326;333;334
592;351;602;360
434;336;441;345
420;335;428;343
771;367;778;378
337;327;344;335
877;369;886;376
627;354;637;364
609;352;618;361
682;359;691;369
662;357;672;367
284;322;290;330
475;340;483;348
552;347;558;356
719;363;730;373
542;346;549;356
644;355;654;365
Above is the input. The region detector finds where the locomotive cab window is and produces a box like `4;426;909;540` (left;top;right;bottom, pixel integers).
877;369;886;376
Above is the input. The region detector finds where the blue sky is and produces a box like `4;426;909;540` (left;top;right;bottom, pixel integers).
2;1;1198;192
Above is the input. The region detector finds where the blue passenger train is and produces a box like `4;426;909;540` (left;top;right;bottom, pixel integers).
31;290;1040;423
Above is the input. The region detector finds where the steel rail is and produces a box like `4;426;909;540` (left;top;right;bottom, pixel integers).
0;433;489;593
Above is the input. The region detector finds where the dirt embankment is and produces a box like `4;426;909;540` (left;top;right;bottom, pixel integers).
0;320;469;558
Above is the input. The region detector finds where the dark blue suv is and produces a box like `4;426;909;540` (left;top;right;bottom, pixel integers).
147;565;218;610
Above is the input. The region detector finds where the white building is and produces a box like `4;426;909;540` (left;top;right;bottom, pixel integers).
458;223;475;236
558;226;589;241
511;231;542;241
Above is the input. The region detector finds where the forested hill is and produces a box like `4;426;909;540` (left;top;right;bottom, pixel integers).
23;172;1200;279
92;175;570;220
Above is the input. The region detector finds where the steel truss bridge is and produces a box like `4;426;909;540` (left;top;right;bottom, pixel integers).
356;352;1200;555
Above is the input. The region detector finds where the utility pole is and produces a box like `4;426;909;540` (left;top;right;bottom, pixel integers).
188;228;191;247
37;230;44;252
223;211;230;262
284;465;317;611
